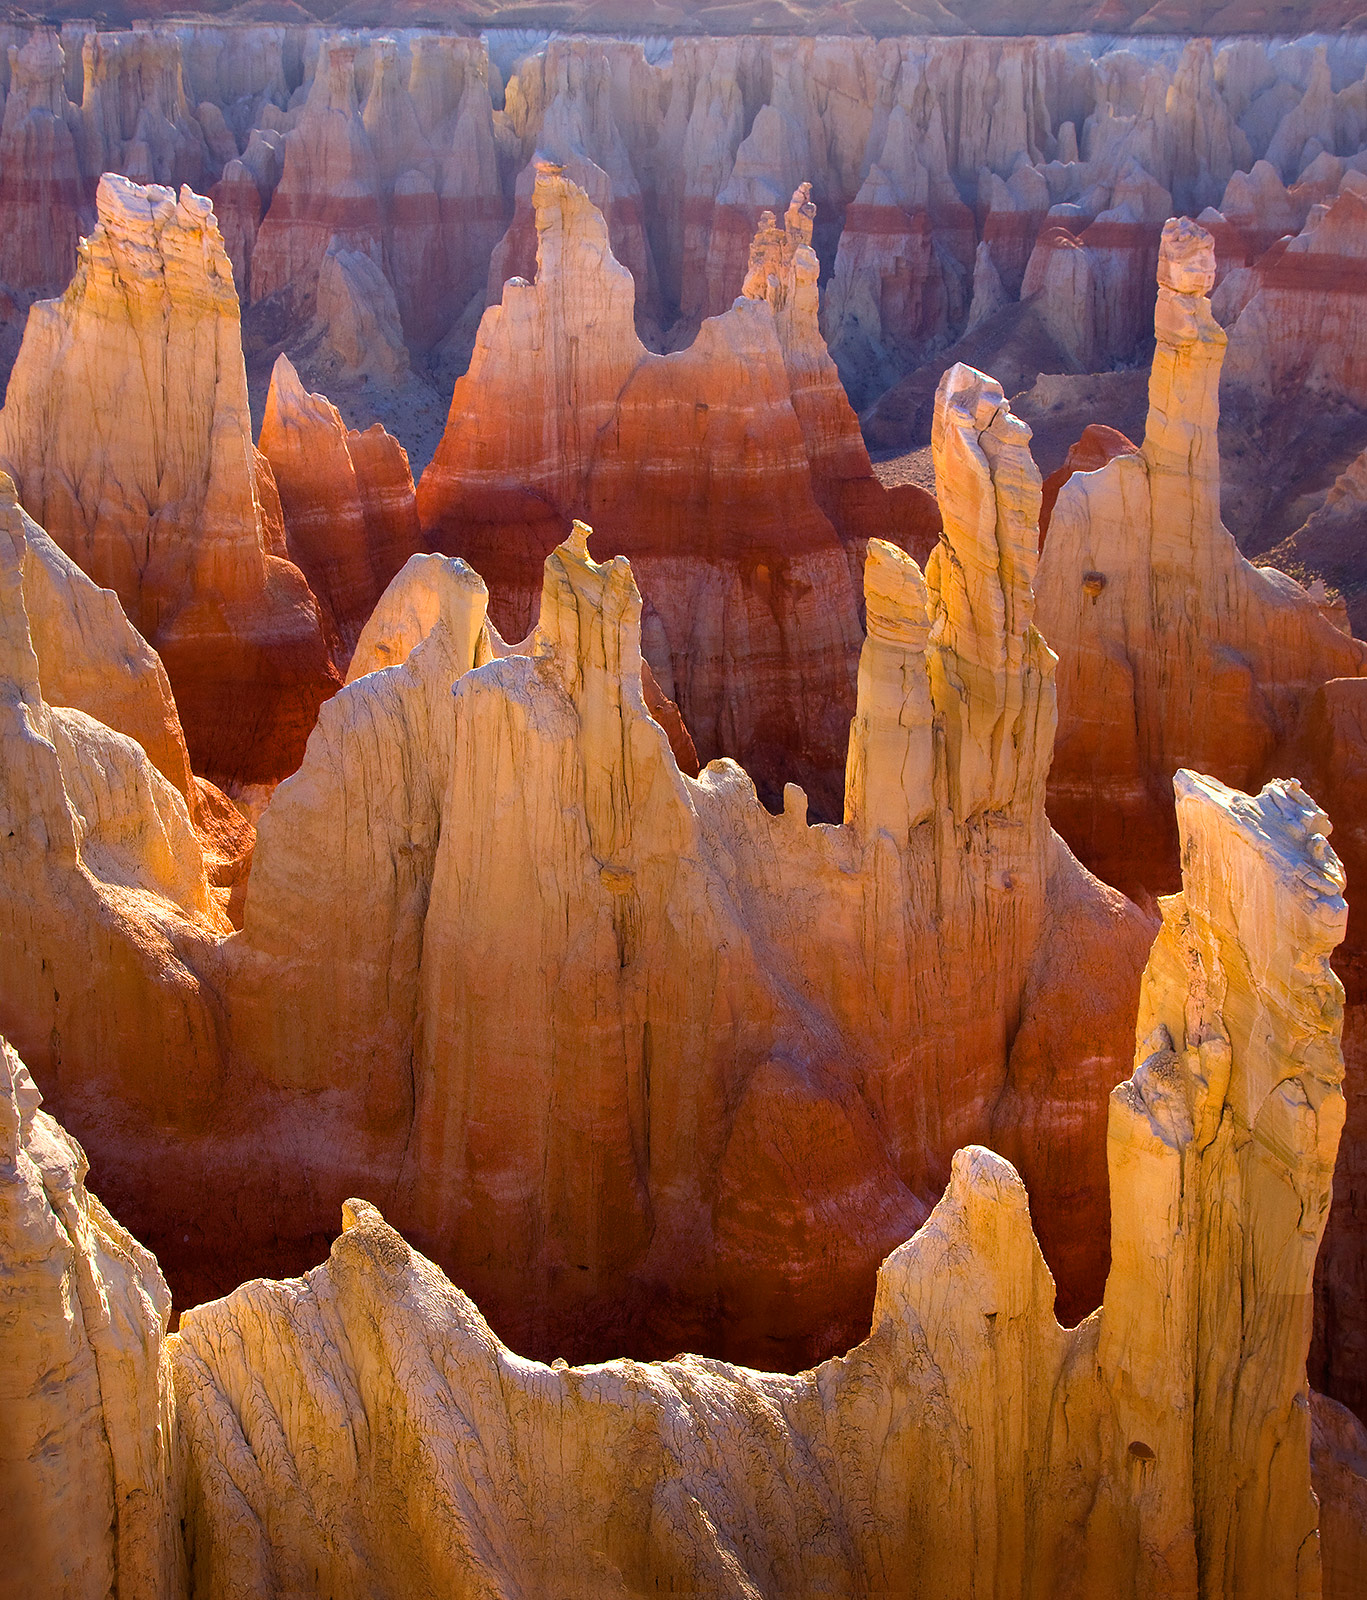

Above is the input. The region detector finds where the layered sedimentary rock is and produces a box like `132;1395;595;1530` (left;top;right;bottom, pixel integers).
224;361;1148;1364
0;29;88;296
246;31;503;353
248;36;384;311
77;29;209;192
1224;171;1367;412
487;38;660;322
0;343;1148;1362
1036;217;1367;901
0;1037;180;1600
419;166;926;815
0;174;339;791
258;353;420;659
174;764;1347;1599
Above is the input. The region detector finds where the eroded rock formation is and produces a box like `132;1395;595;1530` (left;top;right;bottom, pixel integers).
258;353;420;661
224;359;1149;1362
173;764;1348;1599
1035;217;1367;901
419;166;926;816
1224;170;1367;412
0;174;340;794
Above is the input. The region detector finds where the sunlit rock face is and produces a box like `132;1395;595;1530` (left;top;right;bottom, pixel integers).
234;356;1149;1366
0;174;339;794
0;1038;181;1600
0;355;1150;1371
2;12;1367;1597
418;168;927;819
175;764;1348;1600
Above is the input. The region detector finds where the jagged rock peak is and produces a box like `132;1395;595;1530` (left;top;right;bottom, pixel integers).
928;361;1054;821
740;179;816;309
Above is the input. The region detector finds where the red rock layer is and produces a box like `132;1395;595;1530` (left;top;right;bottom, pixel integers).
420;166;927;816
1038;422;1139;541
1224;173;1367;410
258;353;421;661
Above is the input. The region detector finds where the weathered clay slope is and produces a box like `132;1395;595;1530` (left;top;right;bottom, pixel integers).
0;174;339;794
174;762;1348;1599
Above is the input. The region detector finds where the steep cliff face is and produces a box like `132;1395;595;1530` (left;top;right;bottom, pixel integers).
419;166;925;817
77;28;208;192
174;763;1347;1600
6;474;254;907
258;353;420;662
0;1037;181;1600
0;174;340;792
248;36;383;312
1035;217;1367;901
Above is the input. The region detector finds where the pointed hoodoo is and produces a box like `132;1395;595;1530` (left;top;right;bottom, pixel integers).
346;552;490;686
170;763;1346;1599
846;362;1054;844
1102;771;1346;1595
419;163;646;528
844;539;933;841
1145;215;1223;530
0;174;339;792
259;352;421;660
928;361;1054;822
1034;216;1367;898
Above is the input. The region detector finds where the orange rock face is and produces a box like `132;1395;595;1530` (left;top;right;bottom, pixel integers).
1035;220;1367;1440
222;368;1145;1363
258;354;421;662
0;358;1152;1370
420;167;927;817
0;175;339;793
1038;422;1139;541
